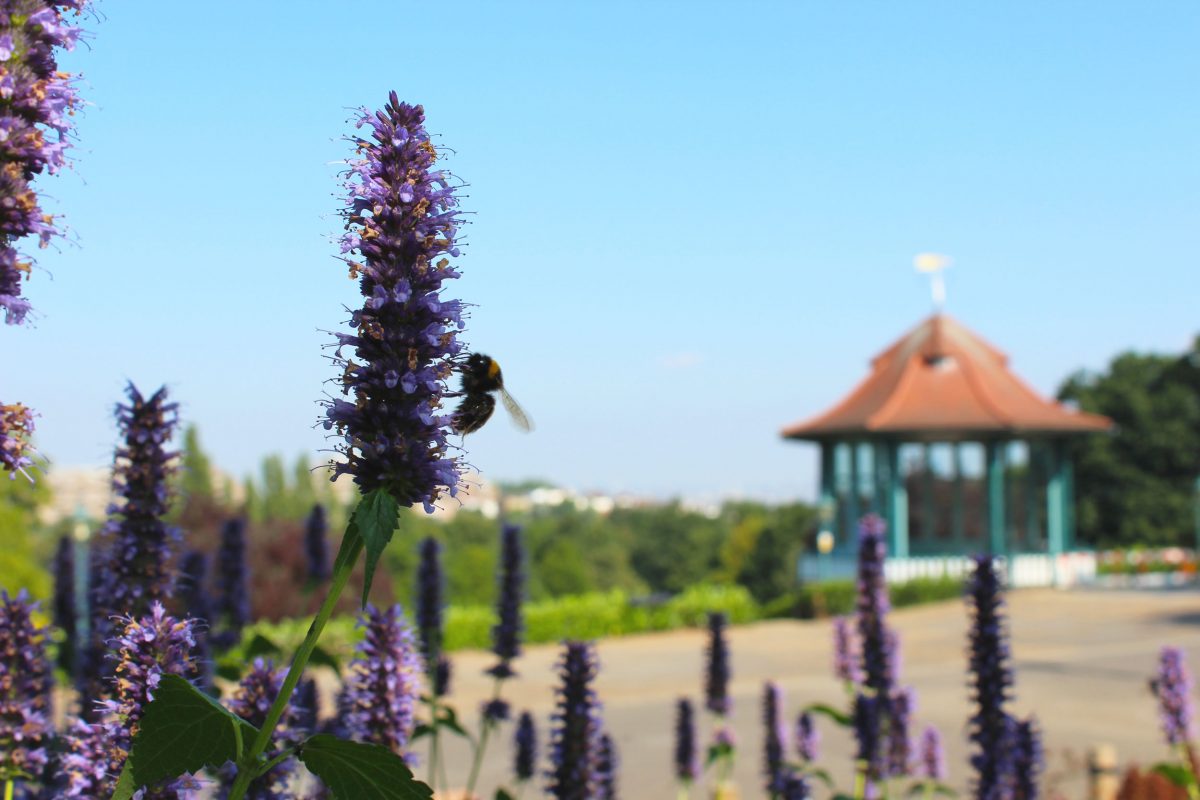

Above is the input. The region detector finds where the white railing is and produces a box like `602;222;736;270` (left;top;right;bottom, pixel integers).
801;551;1099;588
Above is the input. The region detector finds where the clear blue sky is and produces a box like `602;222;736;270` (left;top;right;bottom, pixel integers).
8;1;1199;502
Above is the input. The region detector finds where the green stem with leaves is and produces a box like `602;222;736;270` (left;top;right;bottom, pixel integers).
465;677;505;795
226;533;364;800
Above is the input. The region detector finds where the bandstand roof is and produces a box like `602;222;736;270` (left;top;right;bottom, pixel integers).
781;314;1112;441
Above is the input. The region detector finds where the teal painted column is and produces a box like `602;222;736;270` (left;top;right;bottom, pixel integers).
887;441;909;557
951;443;966;554
873;441;889;526
1024;442;1040;553
819;440;836;536
1064;452;1076;552
921;443;935;550
1045;441;1065;558
846;442;861;540
985;441;1007;556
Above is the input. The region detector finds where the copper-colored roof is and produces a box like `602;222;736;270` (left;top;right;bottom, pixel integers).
781;314;1112;441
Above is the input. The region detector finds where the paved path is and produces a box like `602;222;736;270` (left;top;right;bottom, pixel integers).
421;588;1200;799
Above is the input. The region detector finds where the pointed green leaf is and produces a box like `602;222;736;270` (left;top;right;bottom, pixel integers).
495;790;516;800
802;702;852;727
1151;762;1198;789
244;633;283;660
353;489;400;607
215;661;243;682
110;675;258;800
437;705;471;739
298;734;433;799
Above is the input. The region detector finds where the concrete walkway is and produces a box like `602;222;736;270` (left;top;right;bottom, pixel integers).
423;588;1200;799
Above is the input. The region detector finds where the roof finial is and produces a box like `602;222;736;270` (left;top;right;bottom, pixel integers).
914;253;952;313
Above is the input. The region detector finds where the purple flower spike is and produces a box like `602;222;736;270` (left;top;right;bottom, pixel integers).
594;732;618;800
704;612;732;716
0;0;89;324
762;681;788;794
223;658;302;800
0;591;53;785
483;698;511;723
416;536;445;688
1011;716;1042;800
323;94;467;508
832;615;860;686
514;710;537;782
853;692;885;788
918;724;946;780
341;604;423;757
795;711;819;763
214;517;250;648
547;641;601;800
966;555;1014;800
674;698;699;783
886;687;915;777
304;504;330;582
0;402;38;479
855;514;893;698
781;772;812;800
488;522;525;678
1156;646;1194;747
53;534;78;674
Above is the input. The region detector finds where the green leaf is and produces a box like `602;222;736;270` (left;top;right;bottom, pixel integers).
802;766;834;787
110;675;259;800
802;702;852;727
1151;762;1198;789
215;661;243;682
309;644;341;672
298;734;434;800
495;790;516;800
410;723;433;741
353;489;400;607
437;706;471;739
244;633;283;660
705;740;733;767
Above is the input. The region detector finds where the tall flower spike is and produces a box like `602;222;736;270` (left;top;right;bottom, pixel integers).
489;522;524;678
1155;646;1194;747
416;536;444;689
855;514;893;697
341;604;423;756
0;0;89;324
178;550;214;691
547;641;600;800
917;724;946;780
886;687;915;777
53;533;78;675
214;517;250;648
795;711;819;763
594;732;618;800
223;658;303;800
304;503;330;582
0;591;53;786
674;698;699;784
832;615;860;686
323;93;466;509
0;402;38;479
514;710;537;783
966;555;1014;800
1011;716;1042;800
762;681;788;795
853;693;885;789
704;611;731;715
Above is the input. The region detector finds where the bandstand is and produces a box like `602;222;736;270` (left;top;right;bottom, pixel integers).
780;314;1111;586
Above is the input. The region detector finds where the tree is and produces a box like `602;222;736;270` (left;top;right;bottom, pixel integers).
1059;337;1200;546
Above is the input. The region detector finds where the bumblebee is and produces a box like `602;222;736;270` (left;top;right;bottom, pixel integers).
452;353;533;434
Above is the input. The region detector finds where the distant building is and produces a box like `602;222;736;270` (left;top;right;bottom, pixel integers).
781;313;1111;586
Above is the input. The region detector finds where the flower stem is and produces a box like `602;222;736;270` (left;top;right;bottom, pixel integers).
4;780;13;800
427;695;441;791
464;677;504;796
227;532;364;800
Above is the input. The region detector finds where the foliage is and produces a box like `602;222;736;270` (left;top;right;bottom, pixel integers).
764;576;965;620
1059;338;1200;547
0;471;52;600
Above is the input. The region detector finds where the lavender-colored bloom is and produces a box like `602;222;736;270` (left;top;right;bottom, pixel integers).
918;724;946;780
214;517;250;648
966;555;1014;800
433;653;452;697
884;628;903;688
594;732;618;800
853;693;885;787
0;591;52;785
53;534;78;674
762;681;788;794
1156;646;1194;746
416;536;444;686
65;603;199;797
304;504;330;582
674;698;699;783
489;522;524;678
341;604;423;756
1011;716;1042;800
704;611;732;715
795;711;819;763
514;710;537;782
322;94;466;509
547;641;601;800
223;659;301;800
483;698;511;723
832;615;860;686
886;687;915;777
0;0;88;325
0;402;37;478
780;773;811;800
855;514;892;697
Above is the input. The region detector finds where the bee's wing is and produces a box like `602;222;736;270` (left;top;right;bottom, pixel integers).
499;388;534;432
